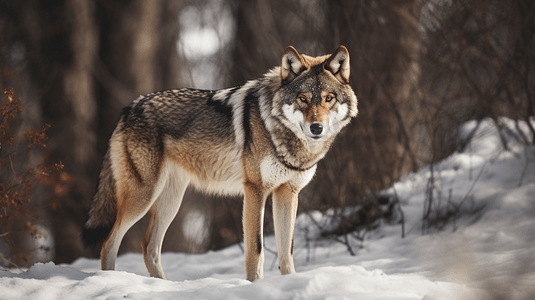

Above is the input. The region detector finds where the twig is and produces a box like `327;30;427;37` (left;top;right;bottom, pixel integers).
305;211;325;232
263;244;277;255
513;119;529;145
392;187;405;238
422;163;436;234
304;226;311;263
9;154;16;178
352;228;368;250
458;162;487;209
0;149;18;160
0;252;19;269
333;233;355;256
518;147;531;187
263;243;279;271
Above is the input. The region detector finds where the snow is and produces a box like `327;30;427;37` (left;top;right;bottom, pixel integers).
1;118;534;299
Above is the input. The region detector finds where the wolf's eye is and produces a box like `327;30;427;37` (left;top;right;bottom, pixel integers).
298;95;308;104
325;95;334;102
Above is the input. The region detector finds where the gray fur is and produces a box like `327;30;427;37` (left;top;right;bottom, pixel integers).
83;46;358;281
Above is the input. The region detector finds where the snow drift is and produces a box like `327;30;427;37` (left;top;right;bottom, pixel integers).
1;118;534;300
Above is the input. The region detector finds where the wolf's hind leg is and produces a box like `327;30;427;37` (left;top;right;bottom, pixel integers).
142;162;189;279
100;182;158;272
272;183;299;275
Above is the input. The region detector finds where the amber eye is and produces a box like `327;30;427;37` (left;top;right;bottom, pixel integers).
325;95;334;102
298;95;308;103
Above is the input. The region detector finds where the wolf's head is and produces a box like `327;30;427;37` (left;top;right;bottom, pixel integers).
275;46;358;143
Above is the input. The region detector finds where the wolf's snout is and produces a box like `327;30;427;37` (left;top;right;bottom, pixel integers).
310;123;323;135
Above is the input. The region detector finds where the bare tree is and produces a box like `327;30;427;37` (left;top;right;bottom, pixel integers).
421;0;535;155
2;0;533;264
222;0;422;250
0;0;182;263
417;0;535;232
228;0;422;209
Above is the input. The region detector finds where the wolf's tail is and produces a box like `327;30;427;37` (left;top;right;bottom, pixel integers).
82;149;117;248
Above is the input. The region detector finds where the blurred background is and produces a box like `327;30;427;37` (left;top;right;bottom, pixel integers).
0;0;533;267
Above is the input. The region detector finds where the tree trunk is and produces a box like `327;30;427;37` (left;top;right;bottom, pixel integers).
0;0;181;263
229;0;422;211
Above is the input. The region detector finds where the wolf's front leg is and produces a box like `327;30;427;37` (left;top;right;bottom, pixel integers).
272;183;299;275
243;182;268;281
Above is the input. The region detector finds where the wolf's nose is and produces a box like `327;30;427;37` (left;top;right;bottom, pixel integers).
310;123;323;135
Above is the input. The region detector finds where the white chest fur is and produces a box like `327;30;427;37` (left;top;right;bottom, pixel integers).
259;155;317;189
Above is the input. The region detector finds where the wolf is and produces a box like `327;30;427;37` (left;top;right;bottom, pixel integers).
82;45;358;281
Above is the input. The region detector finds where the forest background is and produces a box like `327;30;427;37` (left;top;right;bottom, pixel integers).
0;0;533;266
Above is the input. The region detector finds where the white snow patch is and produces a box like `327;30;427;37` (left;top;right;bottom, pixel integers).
1;118;534;299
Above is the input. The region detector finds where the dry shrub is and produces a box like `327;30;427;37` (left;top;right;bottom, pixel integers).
0;88;73;268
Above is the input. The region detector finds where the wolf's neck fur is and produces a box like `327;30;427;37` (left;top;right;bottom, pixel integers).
212;67;335;172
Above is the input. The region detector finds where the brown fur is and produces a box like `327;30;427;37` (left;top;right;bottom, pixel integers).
83;46;358;281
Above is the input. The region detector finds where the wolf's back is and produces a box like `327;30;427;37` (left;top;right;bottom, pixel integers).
82;148;117;247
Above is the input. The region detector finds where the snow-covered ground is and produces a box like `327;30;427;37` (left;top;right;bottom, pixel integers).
1;118;534;299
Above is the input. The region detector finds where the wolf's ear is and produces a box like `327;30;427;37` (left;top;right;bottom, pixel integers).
324;46;350;84
281;46;306;83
